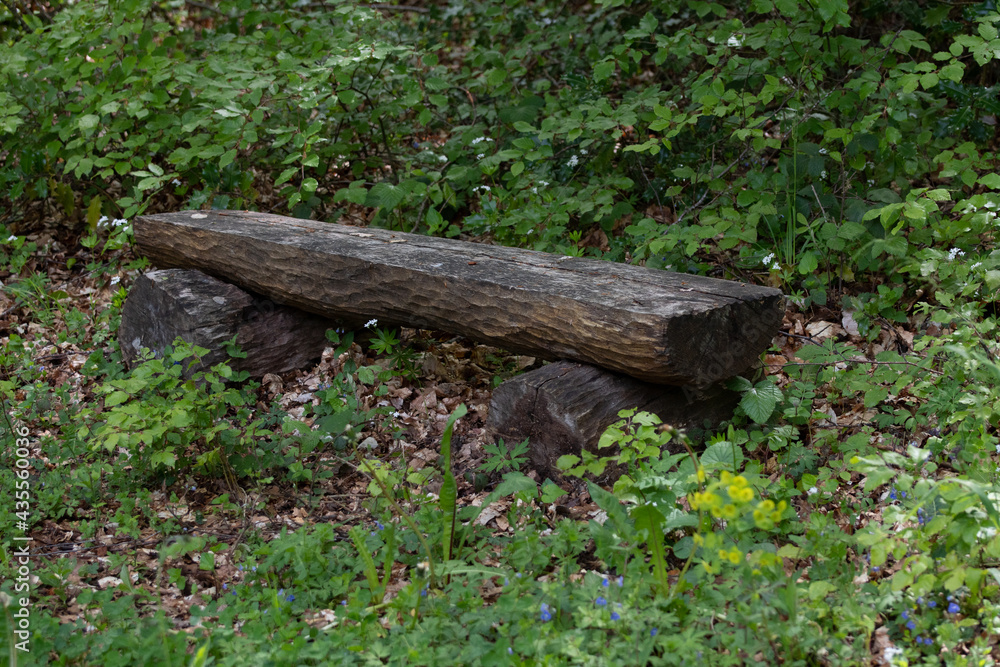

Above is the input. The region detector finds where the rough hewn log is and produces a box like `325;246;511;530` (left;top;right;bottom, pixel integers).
135;210;783;386
119;268;341;377
486;361;739;476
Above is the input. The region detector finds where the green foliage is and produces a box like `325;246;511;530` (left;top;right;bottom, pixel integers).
76;340;254;475
10;0;1000;664
478;437;529;474
1;0;415;219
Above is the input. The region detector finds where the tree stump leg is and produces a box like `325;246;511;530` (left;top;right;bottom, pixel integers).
119;268;348;377
486;361;740;477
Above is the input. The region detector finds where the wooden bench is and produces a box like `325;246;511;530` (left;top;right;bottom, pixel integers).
125;210;784;471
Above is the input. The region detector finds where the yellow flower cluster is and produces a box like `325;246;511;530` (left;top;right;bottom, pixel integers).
688;471;756;519
751;499;788;531
687;469;789;576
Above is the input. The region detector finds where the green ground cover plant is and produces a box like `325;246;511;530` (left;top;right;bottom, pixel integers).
4;0;1000;664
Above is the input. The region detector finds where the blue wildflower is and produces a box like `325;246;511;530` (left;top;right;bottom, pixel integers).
540;603;553;622
906;620;916;631
928;601;937;608
650;628;658;637
602;578;610;588
923;638;933;645
610;611;621;621
947;602;960;614
595;596;607;607
508;648;513;655
375;521;385;531
420;587;428;598
901;610;909;620
616;575;624;587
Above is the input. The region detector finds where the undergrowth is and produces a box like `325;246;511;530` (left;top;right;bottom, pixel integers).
3;0;1000;665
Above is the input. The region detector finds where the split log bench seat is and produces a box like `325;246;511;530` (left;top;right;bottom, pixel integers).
124;210;784;471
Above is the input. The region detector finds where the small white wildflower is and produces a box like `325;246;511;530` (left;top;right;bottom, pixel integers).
476;153;485;160
110;276;120;286
112;218;128;227
580;148;588;155
820;170;828;179
867;179;875;187
472;185;491;193
762;252;775;268
365;318;378;329
883;645;904;666
726;34;743;47
541;17;553;25
818;148;828;155
470;137;492;145
531;187;538;194
567;154;579;168
392;411;400;418
171;179;181;186
6;235;16;243
438;155;448;163
948;247;964;260
538;180;549;187
808;487;818;495
972;262;983;270
97;215;109;228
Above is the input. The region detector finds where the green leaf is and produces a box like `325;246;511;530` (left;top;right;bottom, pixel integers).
701;442;744;471
317;411;352;435
740;380;782;424
438;404;468;563
594;60;616;82
798;251;819;275
219;148;237;169
78;114;100;131
869;188;902;204
540;480;566;504
275;168;297;187
864;386;889;409
105;390;129;407
632;503;669;596
486;68;507;86
364;182;406;210
838;221;867;240
979;173;1000;189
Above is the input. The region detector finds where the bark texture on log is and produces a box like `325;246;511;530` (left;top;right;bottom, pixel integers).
486;361;739;476
119;268;338;377
135;210;783;386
